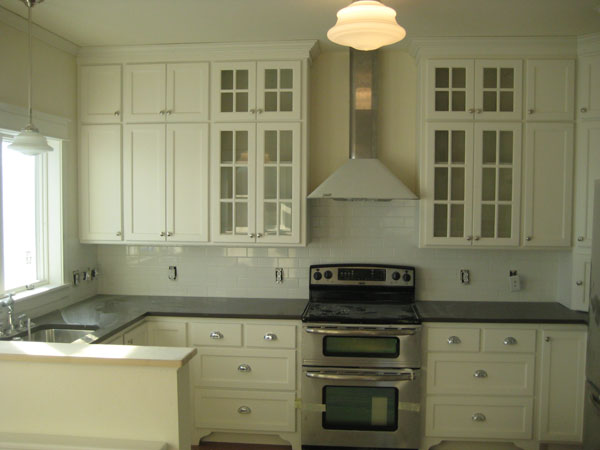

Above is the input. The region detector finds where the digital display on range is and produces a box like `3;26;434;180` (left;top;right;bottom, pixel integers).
338;268;386;282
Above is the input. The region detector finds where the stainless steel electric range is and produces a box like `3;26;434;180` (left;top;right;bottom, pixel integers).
301;264;422;450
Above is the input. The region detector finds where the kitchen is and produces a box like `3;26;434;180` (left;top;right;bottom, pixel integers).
0;0;598;449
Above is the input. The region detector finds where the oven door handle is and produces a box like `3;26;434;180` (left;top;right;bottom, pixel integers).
305;371;416;382
304;327;416;336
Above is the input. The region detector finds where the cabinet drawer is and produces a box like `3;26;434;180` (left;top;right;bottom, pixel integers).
427;327;480;352
427;354;535;396
195;389;296;432
192;347;295;391
245;324;296;349
482;328;536;353
188;322;242;347
425;396;533;439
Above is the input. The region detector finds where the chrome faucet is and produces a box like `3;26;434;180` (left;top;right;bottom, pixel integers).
1;293;17;336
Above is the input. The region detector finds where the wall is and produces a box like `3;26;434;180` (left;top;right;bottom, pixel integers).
0;19;98;317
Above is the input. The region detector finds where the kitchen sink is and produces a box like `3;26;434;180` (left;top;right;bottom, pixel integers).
9;324;99;344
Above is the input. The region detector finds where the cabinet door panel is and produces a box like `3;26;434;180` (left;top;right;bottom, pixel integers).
166;124;209;242
212;62;256;122
427;60;474;120
256;123;301;244
257;61;301;121
472;123;521;247
571;252;591;312
147;321;187;347
79;65;122;123
123;124;166;241
166;62;209;122
578;54;600;120
475;60;522;121
522;123;573;247
574;122;600;248
123;323;148;346
526;59;575;121
79;125;123;241
124;64;166;123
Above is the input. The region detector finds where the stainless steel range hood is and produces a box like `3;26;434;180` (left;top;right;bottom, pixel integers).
308;49;417;201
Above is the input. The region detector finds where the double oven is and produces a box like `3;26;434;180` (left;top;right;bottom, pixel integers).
301;264;422;449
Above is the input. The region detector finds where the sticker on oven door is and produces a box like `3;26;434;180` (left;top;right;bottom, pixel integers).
398;402;421;412
303;403;326;412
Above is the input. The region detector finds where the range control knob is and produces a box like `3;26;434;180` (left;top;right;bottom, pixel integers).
402;273;412;283
392;272;401;281
313;271;322;281
324;270;333;279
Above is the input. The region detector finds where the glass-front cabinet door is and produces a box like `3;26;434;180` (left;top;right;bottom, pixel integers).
256;123;301;244
427;60;475;120
474;60;522;120
211;123;256;243
426;123;474;245
472;123;522;246
256;62;301;121
212;62;257;122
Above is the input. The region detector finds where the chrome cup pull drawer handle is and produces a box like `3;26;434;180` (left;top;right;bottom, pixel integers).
238;406;251;414
503;337;517;345
472;413;486;422
447;336;462;345
238;364;251;373
473;369;488;378
209;331;223;340
264;333;277;341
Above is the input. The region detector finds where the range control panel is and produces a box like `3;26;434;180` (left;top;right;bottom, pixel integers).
310;265;415;287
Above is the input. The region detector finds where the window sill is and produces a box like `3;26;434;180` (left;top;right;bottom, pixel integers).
12;284;70;303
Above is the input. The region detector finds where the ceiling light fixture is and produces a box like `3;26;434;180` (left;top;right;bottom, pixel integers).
327;0;406;51
8;0;52;156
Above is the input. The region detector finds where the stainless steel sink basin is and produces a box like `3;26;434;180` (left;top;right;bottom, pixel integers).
11;324;99;343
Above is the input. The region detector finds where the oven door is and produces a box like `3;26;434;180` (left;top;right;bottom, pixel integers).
303;324;421;368
301;367;420;449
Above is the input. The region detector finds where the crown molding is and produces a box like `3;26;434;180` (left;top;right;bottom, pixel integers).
0;6;79;56
77;40;320;65
0;102;71;140
408;36;578;60
578;32;600;56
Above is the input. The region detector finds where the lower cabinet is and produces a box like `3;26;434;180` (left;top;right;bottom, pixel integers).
421;322;587;450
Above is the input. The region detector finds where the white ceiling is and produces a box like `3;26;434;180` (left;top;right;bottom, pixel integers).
1;0;599;50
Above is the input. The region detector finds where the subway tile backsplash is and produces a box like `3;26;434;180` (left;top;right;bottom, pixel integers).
97;200;567;302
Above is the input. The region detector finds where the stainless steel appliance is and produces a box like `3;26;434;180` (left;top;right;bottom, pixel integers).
301;264;421;449
584;180;600;449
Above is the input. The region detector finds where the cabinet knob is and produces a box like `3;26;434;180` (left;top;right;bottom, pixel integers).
474;236;480;241
238;364;251;373
114;111;120;117
528;109;535;114
472;413;486;422
248;233;256;238
116;231;122;237
166;110;172;116
503;337;518;345
238;406;252;414
475;108;482;114
468;108;475;114
473;369;488;378
264;333;277;341
447;336;462;345
578;236;584;242
256;233;263;238
159;110;165;116
160;231;165;237
209;331;223;340
576;280;583;286
167;231;173;237
257;108;264;114
581;107;588;113
466;236;473;241
249;109;257;114
545;336;551;342
525;236;532;241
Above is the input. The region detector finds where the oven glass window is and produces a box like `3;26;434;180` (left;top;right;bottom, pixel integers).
323;336;399;358
323;386;398;431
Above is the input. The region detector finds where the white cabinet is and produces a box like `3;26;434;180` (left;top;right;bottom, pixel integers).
147;320;187;346
212;61;301;122
525;59;575;121
571;252;592;312
578;54;600;120
124;63;209;123
123;123;209;243
211;122;301;244
423;122;521;247
79;65;122;124
427;59;522;121
574;122;600;248
123;322;148;346
538;328;587;442
79;125;123;242
522;123;574;247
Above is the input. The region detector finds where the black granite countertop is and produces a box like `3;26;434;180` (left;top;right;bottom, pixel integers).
416;301;588;324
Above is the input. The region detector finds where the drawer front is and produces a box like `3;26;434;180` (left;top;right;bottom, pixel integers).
426;396;533;439
245;324;296;349
427;327;480;352
192;347;296;390
482;328;536;353
427;354;535;396
195;389;296;432
188;322;242;347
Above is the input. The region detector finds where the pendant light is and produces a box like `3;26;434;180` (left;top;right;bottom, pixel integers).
327;0;407;51
8;0;52;156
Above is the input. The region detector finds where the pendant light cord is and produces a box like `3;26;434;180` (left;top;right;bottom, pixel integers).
27;3;33;127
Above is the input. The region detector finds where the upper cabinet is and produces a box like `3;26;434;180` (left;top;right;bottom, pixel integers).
578;54;600;120
525;59;575;121
212;61;301;122
427;59;522;121
574;122;600;248
79;65;122;123
124;62;209;123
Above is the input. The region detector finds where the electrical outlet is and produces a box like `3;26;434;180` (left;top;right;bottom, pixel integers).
168;266;177;281
275;267;284;284
72;270;80;286
509;270;521;292
460;269;470;285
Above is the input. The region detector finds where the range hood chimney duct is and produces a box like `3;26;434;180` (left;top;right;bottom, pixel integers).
308;49;417;200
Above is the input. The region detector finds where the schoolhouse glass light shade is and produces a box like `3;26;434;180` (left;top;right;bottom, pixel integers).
8;126;52;156
327;0;407;51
